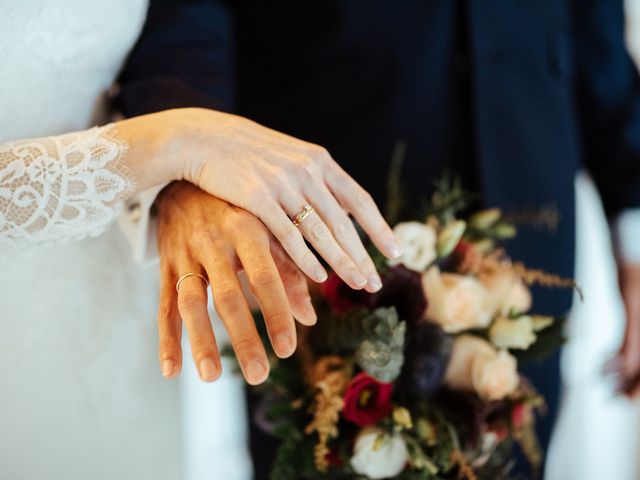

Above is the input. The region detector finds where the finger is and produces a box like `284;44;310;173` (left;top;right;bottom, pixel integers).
324;162;400;259
281;189;367;290
176;264;221;383
304;182;382;293
255;195;328;284
157;262;183;379
234;229;297;358
204;249;270;385
270;238;317;326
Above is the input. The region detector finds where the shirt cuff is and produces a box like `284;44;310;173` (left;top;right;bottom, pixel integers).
117;183;169;264
612;209;640;264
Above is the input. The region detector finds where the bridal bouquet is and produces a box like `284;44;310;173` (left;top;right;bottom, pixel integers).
231;179;573;480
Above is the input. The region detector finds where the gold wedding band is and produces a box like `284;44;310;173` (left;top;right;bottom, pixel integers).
292;204;315;227
175;273;210;293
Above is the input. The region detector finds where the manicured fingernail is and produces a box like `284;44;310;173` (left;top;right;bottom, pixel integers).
387;242;402;259
368;274;383;292
162;359;176;378
199;357;219;382
314;267;328;283
245;358;268;384
351;271;367;288
275;332;294;356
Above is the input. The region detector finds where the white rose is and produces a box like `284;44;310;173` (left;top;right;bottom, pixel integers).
444;335;519;401
350;427;409;479
388;222;437;272
489;316;536;350
422;267;494;333
481;269;532;315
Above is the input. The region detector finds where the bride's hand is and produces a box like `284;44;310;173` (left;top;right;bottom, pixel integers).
120;108;399;293
155;181;316;385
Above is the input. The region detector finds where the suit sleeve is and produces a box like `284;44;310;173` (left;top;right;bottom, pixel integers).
574;0;640;217
114;0;235;263
116;0;235;115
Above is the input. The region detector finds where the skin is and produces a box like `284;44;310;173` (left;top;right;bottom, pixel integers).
119;108;400;291
155;181;320;385
613;261;640;397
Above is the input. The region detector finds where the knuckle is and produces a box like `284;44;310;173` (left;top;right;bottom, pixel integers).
231;214;258;235
249;266;276;289
299;249;317;269
310;221;331;242
213;285;243;310
158;336;180;356
352;188;373;210
232;336;259;356
190;336;214;356
334;216;354;240
307;144;332;164
178;290;206;310
279;223;302;249
263;309;291;328
267;167;289;188
337;255;353;271
157;303;175;323
247;186;270;209
191;230;211;248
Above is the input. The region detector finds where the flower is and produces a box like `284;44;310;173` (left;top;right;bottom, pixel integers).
350;427;409;479
422;267;494;333
489;316;536;350
396;321;452;398
392;406;413;429
367;266;427;326
480;269;532;316
388;222;437;272
437;219;466;257
444;335;519;401
320;271;368;314
343;373;393;427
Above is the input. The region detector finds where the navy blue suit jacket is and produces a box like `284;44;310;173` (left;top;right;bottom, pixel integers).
116;1;640;476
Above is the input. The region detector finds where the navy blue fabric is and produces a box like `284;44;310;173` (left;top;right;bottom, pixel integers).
116;1;640;478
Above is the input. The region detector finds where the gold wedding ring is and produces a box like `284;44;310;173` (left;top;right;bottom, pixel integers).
175;273;210;293
292;204;315;227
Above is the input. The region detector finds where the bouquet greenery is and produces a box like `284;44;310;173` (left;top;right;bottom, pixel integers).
227;177;575;480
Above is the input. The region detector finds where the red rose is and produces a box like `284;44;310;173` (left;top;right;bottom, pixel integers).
342;372;393;427
320;272;367;314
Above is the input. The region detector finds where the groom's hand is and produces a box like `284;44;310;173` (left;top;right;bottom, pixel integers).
154;181;317;385
615;261;640;396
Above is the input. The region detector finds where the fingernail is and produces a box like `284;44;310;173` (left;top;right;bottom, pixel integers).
314;267;328;283
387;242;402;259
245;358;268;384
351;271;367;288
162;359;176;378
368;274;383;292
275;332;294;357
199;357;219;382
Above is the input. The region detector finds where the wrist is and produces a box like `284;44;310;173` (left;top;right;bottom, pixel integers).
116;110;188;193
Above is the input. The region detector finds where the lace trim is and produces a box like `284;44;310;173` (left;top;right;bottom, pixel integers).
0;124;134;247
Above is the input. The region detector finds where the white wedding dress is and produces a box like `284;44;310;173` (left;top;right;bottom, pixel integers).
0;1;251;479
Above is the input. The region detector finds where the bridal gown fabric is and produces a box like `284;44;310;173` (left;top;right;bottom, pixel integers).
0;2;251;479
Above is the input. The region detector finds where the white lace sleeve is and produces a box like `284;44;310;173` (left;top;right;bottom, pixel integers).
0;125;134;247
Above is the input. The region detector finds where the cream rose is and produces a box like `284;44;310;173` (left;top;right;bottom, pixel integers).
444;335;519;401
350;427;409;479
388;222;437;272
422;267;494;333
489;316;537;350
481;269;532;315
